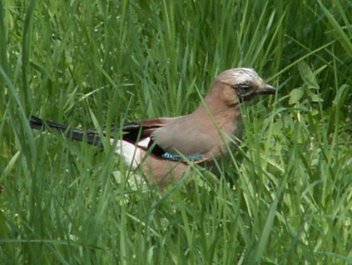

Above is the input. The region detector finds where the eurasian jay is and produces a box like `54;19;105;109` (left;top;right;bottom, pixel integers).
30;68;275;186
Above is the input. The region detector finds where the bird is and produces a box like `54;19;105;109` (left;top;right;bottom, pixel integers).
29;68;275;187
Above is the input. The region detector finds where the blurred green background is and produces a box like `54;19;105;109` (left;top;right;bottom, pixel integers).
0;0;351;264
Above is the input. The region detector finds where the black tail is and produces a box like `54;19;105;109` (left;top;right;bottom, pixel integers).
29;115;102;147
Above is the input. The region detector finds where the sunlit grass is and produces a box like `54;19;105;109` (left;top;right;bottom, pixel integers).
1;0;351;264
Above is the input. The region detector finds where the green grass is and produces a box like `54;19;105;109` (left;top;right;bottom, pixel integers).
1;0;352;264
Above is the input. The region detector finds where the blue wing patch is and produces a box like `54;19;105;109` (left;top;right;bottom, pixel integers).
161;152;204;161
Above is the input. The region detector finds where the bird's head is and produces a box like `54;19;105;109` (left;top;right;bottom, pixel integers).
213;68;276;105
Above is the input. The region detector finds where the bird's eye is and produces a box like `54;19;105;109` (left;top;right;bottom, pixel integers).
234;82;251;95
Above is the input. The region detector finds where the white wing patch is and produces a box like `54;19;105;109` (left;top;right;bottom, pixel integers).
113;139;142;169
137;137;151;148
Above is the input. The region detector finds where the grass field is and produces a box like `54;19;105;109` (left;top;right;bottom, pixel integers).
1;0;352;264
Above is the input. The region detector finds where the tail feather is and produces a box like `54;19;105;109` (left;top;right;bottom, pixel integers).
29;115;102;147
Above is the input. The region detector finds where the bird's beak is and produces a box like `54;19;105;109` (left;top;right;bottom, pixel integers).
255;84;276;95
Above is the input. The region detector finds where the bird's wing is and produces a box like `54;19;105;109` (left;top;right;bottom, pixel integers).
121;117;179;144
122;116;214;163
150;116;217;162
